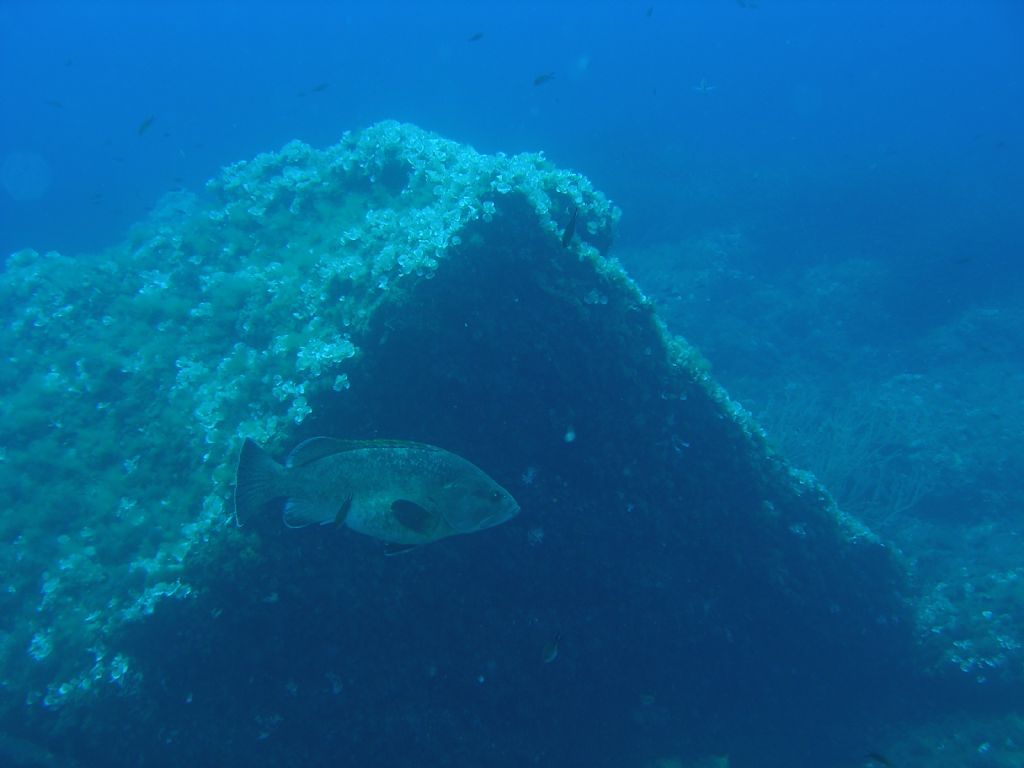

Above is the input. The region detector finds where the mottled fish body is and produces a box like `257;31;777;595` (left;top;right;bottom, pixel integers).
234;437;519;549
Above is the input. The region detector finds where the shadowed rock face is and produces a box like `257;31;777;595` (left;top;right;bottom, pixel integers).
0;121;913;767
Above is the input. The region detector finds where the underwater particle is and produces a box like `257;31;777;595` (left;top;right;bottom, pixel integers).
520;466;537;485
670;434;690;454
137;115;155;136
109;654;129;683
326;672;343;694
541;633;561;663
527;527;545;546
563;427;576;443
28;632;52;661
40;572;60;598
467;31;484;42
255;712;283;740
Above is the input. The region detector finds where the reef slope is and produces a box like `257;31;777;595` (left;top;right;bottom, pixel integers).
0;122;911;766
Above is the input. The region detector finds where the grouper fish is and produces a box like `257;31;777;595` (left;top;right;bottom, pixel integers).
234;437;520;552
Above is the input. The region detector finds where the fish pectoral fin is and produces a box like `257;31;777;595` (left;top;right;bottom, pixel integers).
333;495;353;528
391;499;440;534
283;497;336;527
383;542;420;556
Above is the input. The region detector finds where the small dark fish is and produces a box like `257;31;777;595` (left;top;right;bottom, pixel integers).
542;633;561;663
467;32;484;42
645;5;654;17
310;82;329;93
866;752;894;767
561;206;578;248
137;115;155;136
44;99;63;109
533;72;555;87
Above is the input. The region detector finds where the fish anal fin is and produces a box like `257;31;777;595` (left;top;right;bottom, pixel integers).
391;499;440;534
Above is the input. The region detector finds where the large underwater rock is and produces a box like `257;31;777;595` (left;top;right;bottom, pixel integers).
0;122;913;766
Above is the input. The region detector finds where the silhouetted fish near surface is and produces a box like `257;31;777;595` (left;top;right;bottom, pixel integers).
561;206;578;247
467;31;484;42
137;115;155;136
235;437;520;553
298;82;330;97
533;72;555;86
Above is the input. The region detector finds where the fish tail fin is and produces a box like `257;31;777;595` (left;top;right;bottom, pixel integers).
233;438;286;527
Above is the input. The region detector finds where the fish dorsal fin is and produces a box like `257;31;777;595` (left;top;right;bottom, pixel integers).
286;437;361;468
285;437;428;467
391;499;441;535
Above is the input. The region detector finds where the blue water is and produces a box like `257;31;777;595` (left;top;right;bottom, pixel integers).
2;2;1023;766
4;1;1021;300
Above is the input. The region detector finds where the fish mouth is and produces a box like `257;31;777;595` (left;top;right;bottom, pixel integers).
478;505;519;530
